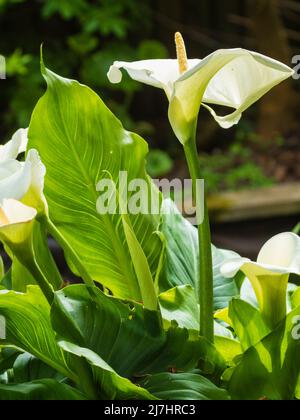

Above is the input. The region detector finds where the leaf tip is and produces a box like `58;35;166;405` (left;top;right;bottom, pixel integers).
40;44;47;77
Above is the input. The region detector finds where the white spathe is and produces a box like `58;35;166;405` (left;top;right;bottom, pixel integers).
0;199;37;227
0;149;46;211
108;49;293;143
221;232;300;279
0;128;28;161
0;199;37;248
221;232;300;328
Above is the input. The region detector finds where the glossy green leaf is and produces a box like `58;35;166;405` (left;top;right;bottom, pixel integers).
0;286;74;381
51;284;222;377
0;379;86;400
28;63;162;301
159;199;239;310
141;372;230;400
214;336;242;363
159;285;199;330
58;341;155;400
229;306;300;400
159;284;233;338
120;211;158;310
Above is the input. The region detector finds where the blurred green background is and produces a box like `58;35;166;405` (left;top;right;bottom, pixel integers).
1;0;300;194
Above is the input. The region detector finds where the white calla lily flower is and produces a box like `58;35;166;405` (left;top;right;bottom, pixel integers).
0;128;28;161
0;149;47;213
221;232;300;328
108;35;293;144
0;198;37;247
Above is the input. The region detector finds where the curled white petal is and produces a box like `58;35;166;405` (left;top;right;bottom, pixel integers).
221;232;300;278
220;257;250;278
170;48;294;137
0;149;46;209
257;232;300;272
0;199;37;227
108;49;294;142
0;128;29;161
108;59;200;99
0;159;31;203
26;149;46;201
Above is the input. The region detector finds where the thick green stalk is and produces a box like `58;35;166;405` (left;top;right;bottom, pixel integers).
44;216;95;289
183;135;214;343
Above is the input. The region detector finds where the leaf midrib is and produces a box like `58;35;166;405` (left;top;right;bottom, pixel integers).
52;90;140;299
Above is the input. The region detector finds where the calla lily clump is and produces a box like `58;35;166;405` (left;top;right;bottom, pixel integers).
108;32;295;343
0;37;299;400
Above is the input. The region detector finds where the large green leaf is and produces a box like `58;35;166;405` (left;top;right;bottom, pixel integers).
229;306;300;400
0;286;155;400
141;372;230;400
214;336;242;364
159;199;239;310
58;341;155;400
0;286;74;381
51;284;223;377
28;63;162;301
0;379;86;400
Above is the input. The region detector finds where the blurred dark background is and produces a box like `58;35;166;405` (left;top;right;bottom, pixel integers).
1;0;300;258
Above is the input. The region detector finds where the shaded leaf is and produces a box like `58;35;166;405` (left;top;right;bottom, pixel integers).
141;372;230;400
0;379;86;400
0;286;74;381
229;306;300;400
51;284;224;377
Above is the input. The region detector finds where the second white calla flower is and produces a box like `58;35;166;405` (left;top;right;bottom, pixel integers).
0;128;28;161
221;232;300;328
0;198;37;247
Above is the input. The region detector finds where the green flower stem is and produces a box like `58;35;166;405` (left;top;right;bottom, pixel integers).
44;216;95;289
183;135;214;343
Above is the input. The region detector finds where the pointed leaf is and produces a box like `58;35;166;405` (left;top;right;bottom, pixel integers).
141;372;230;400
0;379;86;400
28;64;162;301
